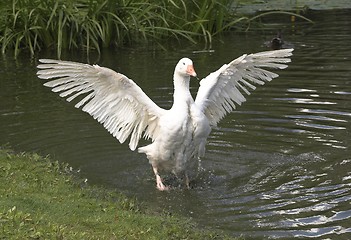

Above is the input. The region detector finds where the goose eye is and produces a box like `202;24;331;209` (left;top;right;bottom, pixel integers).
182;62;186;65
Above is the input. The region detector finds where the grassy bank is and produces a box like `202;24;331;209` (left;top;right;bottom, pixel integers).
0;148;237;239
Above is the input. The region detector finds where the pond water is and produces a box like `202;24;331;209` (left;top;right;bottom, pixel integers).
1;9;350;239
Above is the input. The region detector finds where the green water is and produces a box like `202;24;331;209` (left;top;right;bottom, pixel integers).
1;9;350;239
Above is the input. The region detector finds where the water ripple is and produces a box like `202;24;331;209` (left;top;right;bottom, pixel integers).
274;97;337;105
1;9;351;240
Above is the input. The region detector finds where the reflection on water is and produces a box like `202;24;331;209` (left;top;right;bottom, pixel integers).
1;9;351;239
203;152;351;238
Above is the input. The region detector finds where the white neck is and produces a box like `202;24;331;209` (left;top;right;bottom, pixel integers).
172;72;193;109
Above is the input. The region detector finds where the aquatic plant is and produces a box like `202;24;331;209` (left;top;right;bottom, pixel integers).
0;0;311;57
0;0;248;57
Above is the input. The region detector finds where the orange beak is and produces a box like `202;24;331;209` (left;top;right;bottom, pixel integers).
186;65;197;77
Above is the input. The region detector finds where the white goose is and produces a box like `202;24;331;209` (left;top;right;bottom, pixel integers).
37;48;293;190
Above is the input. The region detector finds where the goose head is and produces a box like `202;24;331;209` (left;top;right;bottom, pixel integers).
174;58;197;78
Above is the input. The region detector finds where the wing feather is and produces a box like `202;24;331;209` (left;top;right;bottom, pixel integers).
37;59;166;150
195;49;293;126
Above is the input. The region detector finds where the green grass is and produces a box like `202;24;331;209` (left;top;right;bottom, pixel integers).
0;0;242;58
0;0;312;58
0;148;239;239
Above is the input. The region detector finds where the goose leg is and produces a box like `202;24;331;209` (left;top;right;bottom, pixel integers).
197;157;203;172
152;166;168;191
185;172;190;189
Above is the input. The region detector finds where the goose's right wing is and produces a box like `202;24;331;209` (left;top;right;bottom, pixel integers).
37;59;166;150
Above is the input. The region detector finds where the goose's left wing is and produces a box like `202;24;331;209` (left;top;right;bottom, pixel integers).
195;49;293;126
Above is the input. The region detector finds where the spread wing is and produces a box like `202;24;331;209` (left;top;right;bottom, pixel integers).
37;59;166;150
195;48;293;126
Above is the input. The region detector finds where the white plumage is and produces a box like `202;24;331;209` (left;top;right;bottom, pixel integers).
37;48;293;190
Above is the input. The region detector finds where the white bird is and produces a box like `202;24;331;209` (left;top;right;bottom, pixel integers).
37;48;293;191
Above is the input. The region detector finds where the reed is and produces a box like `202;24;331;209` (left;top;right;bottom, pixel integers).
0;0;244;57
0;0;310;58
